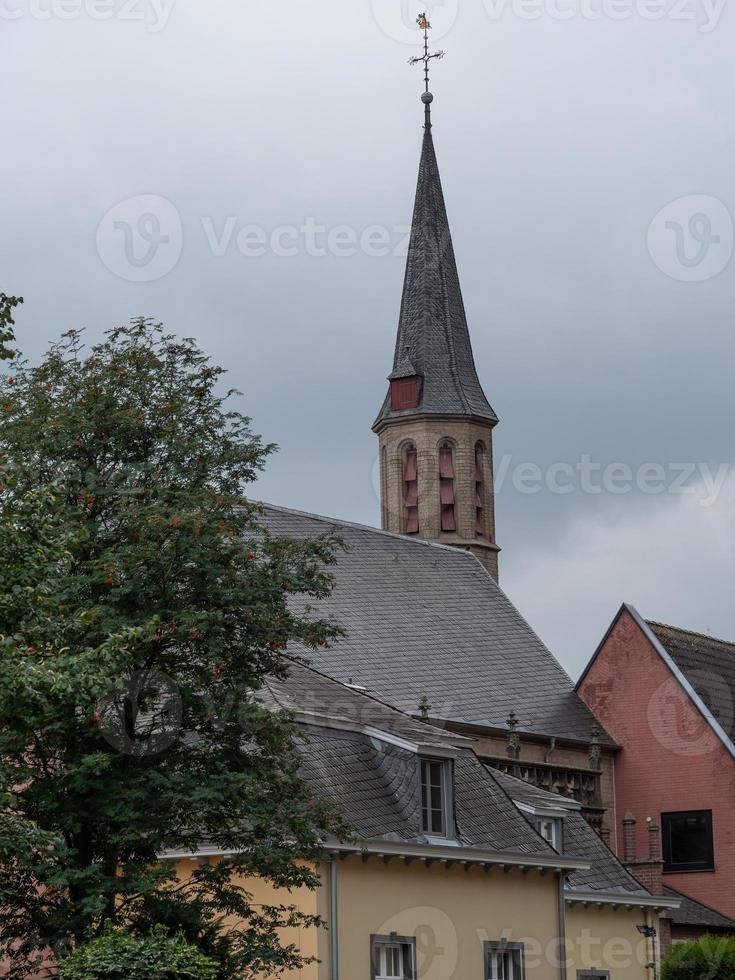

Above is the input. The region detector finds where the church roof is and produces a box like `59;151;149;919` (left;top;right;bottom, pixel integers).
373;117;497;429
261;504;612;746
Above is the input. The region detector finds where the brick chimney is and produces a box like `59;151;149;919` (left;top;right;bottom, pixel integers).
622;811;637;861
648;818;662;862
620;814;672;957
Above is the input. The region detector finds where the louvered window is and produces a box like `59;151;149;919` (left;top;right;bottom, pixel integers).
403;445;419;534
439;443;455;532
390;377;418;411
475;442;486;537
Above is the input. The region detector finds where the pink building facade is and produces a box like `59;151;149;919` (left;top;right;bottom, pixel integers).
577;604;735;922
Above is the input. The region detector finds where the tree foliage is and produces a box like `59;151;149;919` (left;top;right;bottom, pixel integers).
0;318;343;977
58;925;218;980
0;293;22;361
662;935;735;980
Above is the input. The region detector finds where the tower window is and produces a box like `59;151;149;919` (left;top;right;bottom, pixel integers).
403;445;419;534
475;442;486;538
390;377;419;411
439;442;455;532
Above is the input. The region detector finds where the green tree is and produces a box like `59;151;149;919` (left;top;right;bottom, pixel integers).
59;924;218;980
0;318;343;977
0;293;22;361
662;936;735;980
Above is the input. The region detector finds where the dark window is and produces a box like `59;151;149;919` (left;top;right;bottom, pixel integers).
370;935;416;980
390;378;419;411
403;445;419;534
439;442;455;532
662;810;714;872
485;942;525;979
577;973;610;980
420;758;446;836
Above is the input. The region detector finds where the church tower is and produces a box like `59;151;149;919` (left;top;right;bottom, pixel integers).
373;30;500;579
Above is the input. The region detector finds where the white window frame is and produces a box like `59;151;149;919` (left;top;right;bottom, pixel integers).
420;757;453;839
485;941;525;980
371;935;416;980
536;816;562;851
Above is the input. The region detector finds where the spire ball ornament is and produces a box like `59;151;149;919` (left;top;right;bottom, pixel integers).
408;10;445;127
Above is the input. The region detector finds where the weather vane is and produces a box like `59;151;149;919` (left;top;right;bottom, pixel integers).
408;12;445;97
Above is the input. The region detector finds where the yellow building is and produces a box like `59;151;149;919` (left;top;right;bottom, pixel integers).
166;664;677;979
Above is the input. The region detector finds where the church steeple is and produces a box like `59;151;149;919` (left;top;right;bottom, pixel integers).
373;23;500;579
373;109;498;429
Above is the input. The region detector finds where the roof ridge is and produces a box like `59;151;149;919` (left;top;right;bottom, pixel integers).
282;657;465;747
647;619;735;651
257;500;490;560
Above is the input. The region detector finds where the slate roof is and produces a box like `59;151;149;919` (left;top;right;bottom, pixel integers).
646;621;735;741
261;504;612;746
264;662;557;854
490;768;651;897
373;118;497;429
663;886;735;931
261;660;465;753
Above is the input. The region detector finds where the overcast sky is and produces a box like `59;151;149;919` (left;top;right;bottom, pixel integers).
3;0;734;677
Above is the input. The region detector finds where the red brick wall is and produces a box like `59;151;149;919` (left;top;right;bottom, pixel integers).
578;607;735;918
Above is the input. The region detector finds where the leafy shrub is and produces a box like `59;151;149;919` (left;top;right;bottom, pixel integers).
662;935;735;980
58;925;218;980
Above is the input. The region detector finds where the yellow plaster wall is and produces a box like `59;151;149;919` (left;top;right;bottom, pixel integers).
173;857;661;980
332;857;561;980
565;904;658;980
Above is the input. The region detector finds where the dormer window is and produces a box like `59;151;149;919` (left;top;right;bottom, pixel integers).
535;816;563;851
390;377;419;411
420;757;452;837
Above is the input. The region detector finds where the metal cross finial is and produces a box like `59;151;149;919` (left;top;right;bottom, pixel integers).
408;12;445;125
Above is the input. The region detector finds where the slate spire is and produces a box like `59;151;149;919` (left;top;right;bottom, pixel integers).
373;96;497;429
